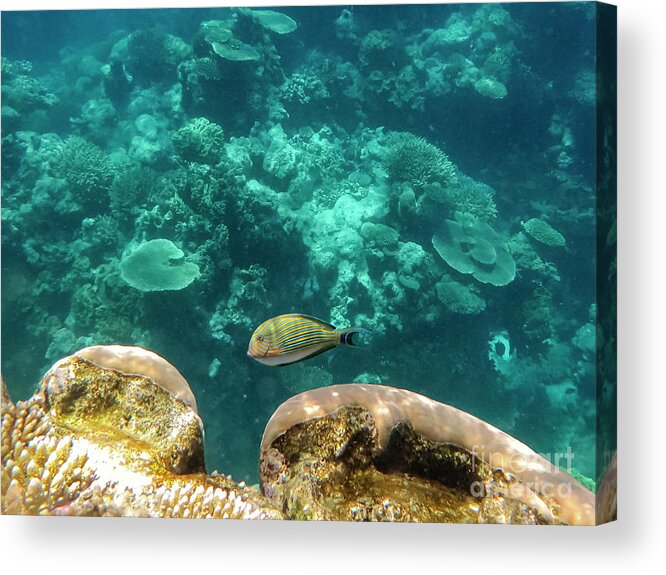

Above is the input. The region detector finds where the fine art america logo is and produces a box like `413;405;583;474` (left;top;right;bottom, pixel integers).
468;446;576;500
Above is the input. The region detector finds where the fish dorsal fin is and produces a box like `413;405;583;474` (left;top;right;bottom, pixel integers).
283;313;337;331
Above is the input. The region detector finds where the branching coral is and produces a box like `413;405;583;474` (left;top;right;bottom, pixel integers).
383;131;458;191
109;165;157;219
425;174;497;221
280;73;330;105
51;136;114;210
436;275;487;315
508;232;560;282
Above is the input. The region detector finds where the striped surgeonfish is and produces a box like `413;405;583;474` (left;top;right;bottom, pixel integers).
247;313;366;366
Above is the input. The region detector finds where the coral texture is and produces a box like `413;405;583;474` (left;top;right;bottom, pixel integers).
172;117;225;164
522;218;566;247
1;349;280;519
261;384;596;524
384;131;458;191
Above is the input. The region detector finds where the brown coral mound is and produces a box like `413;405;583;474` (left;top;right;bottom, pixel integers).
261;384;596;524
1;349;280;519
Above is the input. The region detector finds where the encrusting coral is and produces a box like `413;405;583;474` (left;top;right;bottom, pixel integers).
260;384;597;524
1;347;280;518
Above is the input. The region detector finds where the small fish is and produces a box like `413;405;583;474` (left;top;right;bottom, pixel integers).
247;313;367;366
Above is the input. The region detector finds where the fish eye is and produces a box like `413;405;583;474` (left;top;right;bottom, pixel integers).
256;335;264;341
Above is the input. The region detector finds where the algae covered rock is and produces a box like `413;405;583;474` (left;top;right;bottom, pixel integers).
260;384;596;524
1;346;280;519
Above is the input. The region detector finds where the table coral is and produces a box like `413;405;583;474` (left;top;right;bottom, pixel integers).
119;238;200;291
432;212;516;286
248;9;298;35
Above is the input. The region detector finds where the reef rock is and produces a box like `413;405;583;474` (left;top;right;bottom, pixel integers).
260;384;596;524
1;346;280;519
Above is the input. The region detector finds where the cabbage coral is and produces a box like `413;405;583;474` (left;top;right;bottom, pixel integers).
383;131;458;191
432;212;515;286
172;117;225;164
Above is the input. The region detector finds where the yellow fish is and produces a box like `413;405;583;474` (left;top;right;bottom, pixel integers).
247;313;366;366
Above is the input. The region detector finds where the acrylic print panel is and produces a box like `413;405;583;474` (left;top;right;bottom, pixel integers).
1;2;616;524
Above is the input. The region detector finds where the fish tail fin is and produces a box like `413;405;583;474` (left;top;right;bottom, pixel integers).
337;327;371;347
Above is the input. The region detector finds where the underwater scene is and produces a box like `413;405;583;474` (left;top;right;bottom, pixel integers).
1;3;617;522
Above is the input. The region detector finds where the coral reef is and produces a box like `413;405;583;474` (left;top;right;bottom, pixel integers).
1;2;611;495
3;351;613;523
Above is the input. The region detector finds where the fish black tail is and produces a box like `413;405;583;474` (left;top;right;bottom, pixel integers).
338;327;372;347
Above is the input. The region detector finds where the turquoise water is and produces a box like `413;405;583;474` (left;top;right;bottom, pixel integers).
1;3;609;485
